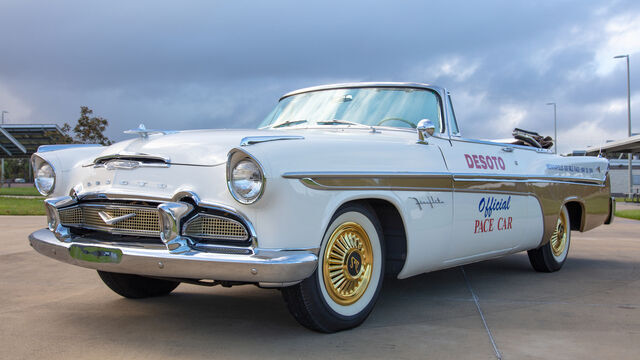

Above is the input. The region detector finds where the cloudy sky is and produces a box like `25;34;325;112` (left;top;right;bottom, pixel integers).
1;0;639;154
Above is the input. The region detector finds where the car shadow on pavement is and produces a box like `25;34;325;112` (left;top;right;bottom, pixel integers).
52;251;636;358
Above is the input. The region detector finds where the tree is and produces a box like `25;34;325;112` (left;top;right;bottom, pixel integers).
61;106;113;145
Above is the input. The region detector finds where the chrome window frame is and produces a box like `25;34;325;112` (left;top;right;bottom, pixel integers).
276;82;448;135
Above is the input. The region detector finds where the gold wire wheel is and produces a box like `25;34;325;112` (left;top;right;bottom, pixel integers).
550;211;568;257
322;222;374;306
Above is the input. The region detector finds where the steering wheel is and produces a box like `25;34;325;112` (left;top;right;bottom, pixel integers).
376;117;416;128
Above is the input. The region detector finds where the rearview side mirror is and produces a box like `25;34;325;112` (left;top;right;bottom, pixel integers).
417;119;436;143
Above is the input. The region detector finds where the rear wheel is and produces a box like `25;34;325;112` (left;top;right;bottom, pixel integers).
98;271;180;298
282;203;385;332
528;205;571;272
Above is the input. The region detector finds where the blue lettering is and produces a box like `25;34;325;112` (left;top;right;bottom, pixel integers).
478;196;511;218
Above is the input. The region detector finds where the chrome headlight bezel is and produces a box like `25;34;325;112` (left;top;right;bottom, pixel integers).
226;149;266;205
31;154;56;196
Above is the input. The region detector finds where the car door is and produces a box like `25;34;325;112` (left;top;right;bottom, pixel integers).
439;138;539;264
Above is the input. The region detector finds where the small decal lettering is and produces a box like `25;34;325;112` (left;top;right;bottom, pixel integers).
546;164;594;173
410;196;445;210
474;196;513;234
465;154;506;170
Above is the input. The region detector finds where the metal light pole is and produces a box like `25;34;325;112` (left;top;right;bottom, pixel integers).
546;102;557;154
0;111;6;187
614;54;632;198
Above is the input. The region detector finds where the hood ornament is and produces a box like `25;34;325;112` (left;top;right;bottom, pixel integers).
124;124;177;139
98;211;136;225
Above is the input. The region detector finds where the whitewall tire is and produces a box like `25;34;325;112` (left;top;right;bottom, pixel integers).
281;203;385;332
527;205;571;272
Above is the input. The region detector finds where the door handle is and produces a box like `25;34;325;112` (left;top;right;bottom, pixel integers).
501;147;514;152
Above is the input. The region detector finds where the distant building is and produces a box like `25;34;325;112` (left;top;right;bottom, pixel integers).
607;158;640;195
572;134;640;197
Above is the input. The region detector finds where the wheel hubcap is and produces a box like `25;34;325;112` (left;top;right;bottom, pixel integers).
322;222;373;306
550;211;568;257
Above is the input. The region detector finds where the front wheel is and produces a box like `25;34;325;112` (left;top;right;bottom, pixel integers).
527;205;571;272
282;203;385;332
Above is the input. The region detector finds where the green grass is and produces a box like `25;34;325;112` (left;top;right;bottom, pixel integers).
0;197;46;215
615;209;640;221
0;187;42;196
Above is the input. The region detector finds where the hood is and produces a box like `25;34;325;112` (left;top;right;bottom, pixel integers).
93;129;278;166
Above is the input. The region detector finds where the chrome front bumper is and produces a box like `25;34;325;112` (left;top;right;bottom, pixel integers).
29;228;318;286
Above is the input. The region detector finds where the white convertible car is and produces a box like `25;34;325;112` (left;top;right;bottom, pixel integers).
29;82;614;332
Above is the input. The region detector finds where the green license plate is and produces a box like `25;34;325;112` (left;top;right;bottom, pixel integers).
69;245;122;264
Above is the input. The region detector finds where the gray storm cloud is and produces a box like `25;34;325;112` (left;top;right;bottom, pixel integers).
0;0;638;154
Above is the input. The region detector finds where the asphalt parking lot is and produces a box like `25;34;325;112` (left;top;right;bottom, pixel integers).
1;215;639;360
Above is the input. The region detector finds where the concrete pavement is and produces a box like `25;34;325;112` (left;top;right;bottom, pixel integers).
1;216;638;359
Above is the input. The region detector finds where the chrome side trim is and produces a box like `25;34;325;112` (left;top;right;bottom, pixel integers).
29;229;318;283
240;135;304;146
299;178;453;192
452;174;606;186
283;171;605;186
283;171;452;179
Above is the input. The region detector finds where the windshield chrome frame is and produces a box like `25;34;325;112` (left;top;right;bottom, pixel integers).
273;82;449;136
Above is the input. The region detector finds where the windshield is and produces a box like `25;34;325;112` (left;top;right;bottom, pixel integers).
260;87;442;131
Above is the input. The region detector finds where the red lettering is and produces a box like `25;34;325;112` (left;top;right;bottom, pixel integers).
486;157;494;169
472;155;481;168
498;217;504;230
488;218;494;231
465;154;507;171
497;157;506;170
479;155;487;169
474;220;480;233
507;216;512;229
465;154;474;168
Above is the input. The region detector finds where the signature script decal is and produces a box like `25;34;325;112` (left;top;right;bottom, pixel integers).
410;196;445;210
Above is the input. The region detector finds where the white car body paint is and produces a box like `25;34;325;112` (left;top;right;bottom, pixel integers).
31;82;613;283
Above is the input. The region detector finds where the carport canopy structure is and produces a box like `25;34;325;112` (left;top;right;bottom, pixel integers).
584;134;640;155
0;124;67;159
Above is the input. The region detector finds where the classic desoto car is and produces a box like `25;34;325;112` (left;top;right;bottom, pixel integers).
29;82;614;332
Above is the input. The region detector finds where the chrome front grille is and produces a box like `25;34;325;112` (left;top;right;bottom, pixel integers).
57;202;250;242
59;204;160;237
183;214;249;241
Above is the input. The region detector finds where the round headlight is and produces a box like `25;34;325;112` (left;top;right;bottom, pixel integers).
229;159;264;204
34;158;56;196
